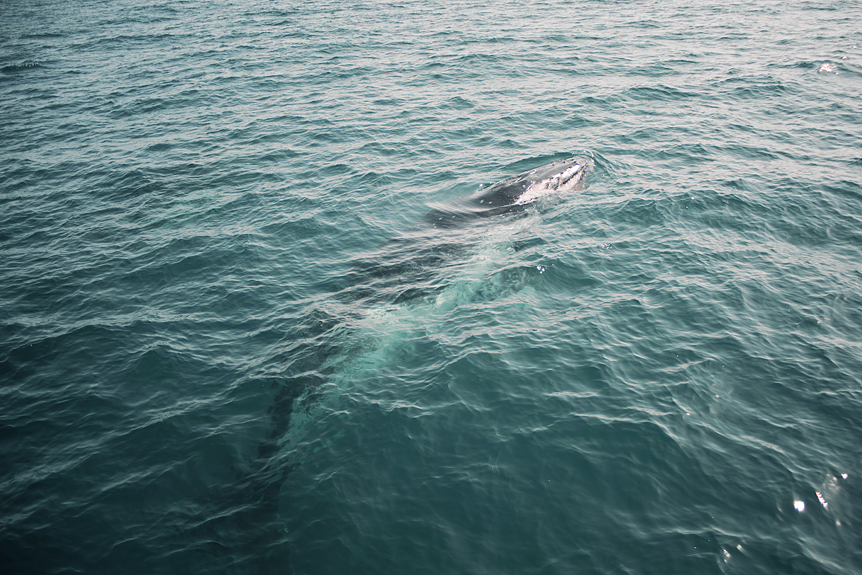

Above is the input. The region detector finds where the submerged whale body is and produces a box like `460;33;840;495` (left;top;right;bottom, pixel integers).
203;155;592;567
424;156;591;228
198;155;593;569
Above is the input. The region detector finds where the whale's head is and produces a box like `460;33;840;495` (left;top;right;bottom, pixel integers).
511;157;590;205
469;156;591;212
423;156;592;229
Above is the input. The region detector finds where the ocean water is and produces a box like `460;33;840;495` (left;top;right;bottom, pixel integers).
2;0;861;573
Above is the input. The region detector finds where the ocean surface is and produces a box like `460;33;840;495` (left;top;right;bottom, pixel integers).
2;0;862;573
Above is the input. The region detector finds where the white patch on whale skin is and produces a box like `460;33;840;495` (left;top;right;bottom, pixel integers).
514;163;582;205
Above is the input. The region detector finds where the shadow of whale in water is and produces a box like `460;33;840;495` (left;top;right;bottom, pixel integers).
192;155;592;573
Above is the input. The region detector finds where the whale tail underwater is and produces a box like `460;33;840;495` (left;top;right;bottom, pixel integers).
192;155;592;571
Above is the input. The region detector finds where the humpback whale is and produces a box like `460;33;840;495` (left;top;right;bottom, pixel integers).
204;156;593;569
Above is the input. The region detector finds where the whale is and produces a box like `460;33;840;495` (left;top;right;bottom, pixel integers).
424;156;592;228
201;156;593;568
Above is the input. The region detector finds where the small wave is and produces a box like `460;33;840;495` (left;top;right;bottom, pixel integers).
0;61;43;74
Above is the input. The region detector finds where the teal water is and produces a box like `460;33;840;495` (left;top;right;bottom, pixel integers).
2;0;862;573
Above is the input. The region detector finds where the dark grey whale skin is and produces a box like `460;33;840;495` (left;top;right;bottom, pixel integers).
423;156;591;229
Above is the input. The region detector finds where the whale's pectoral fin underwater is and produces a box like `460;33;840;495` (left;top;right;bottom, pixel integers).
424;156;592;228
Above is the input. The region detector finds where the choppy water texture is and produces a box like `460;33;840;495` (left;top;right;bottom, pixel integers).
2;0;862;573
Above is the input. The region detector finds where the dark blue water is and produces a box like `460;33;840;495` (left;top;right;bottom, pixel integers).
2;1;862;573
